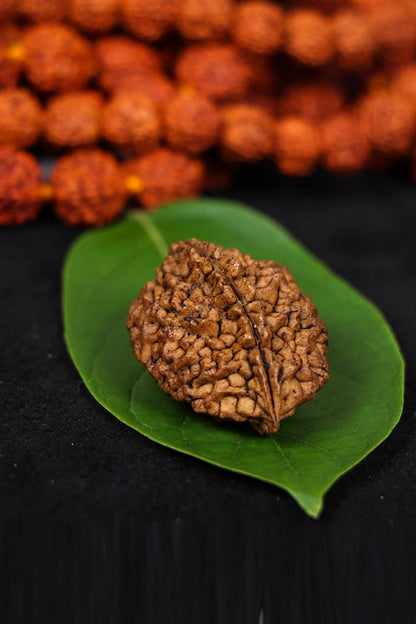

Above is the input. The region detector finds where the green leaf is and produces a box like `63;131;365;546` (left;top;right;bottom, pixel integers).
62;199;404;518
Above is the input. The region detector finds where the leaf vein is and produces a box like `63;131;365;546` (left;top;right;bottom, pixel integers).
129;210;169;258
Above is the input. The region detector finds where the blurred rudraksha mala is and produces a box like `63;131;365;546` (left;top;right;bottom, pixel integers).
0;146;205;225
1;0;416;227
127;238;329;434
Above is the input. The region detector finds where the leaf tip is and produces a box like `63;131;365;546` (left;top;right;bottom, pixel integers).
290;490;323;519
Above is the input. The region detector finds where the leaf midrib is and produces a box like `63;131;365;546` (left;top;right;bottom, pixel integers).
185;239;279;432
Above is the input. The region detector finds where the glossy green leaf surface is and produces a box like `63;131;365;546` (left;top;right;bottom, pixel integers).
63;199;404;517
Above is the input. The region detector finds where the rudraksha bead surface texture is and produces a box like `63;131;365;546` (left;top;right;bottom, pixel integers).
127;239;329;434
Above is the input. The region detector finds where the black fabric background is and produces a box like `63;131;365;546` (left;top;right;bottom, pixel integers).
1;165;416;622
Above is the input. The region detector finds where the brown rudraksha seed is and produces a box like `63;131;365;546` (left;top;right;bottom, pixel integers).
284;9;334;67
127;239;329;434
123;148;205;209
22;23;93;93
102;92;160;155
231;1;284;56
219;103;275;162
94;36;161;93
274;117;321;176
0;88;43;149
164;90;220;154
175;43;251;101
177;0;235;42
121;0;180;42
69;0;120;34
44;91;102;149
0;147;43;225
321;111;370;175
51;149;126;226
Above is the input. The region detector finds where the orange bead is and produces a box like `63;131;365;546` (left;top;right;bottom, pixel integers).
164;90;220;154
177;0;235;41
369;4;416;68
121;0;180;41
284;9;334;67
274;117;320;176
331;9;377;71
175;43;251;101
123;148;205;209
102;92;160;155
232;1;284;56
0;147;42;226
0;88;43;149
69;0;120;34
220;103;275;162
51;149;126;226
45;91;103;149
22;23;93;93
17;0;66;21
321;112;370;174
94;35;161;93
114;73;176;110
358;91;416;155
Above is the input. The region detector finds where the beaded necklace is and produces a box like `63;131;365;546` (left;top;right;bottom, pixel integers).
1;0;416;226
